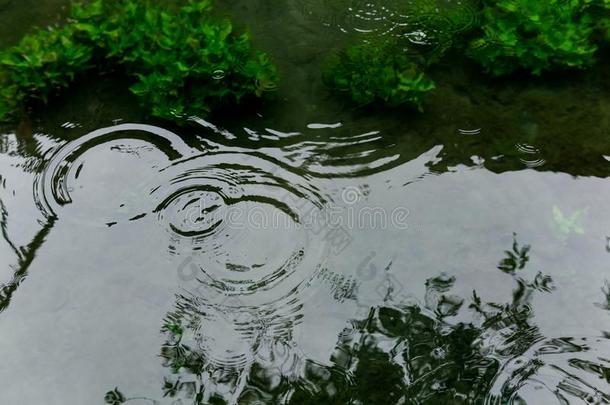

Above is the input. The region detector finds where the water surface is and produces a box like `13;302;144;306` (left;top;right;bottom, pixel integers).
1;1;610;404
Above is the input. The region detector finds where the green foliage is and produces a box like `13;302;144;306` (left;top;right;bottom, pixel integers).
0;0;278;122
468;0;608;75
593;0;610;40
0;24;95;118
323;41;435;111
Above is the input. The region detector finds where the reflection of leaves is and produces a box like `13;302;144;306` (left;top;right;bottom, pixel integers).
531;272;554;293
103;237;559;404
104;388;125;405
495;235;554;309
596;280;610;311
435;294;464;319
162;319;184;342
498;233;530;275
424;273;464;319
471;290;483;313
551;206;586;240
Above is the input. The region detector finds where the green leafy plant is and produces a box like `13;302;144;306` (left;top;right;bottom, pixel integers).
323;41;435;111
467;0;610;75
0;24;96;120
594;0;610;41
0;0;278;122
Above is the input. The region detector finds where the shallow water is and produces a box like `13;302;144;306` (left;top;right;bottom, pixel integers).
2;1;610;404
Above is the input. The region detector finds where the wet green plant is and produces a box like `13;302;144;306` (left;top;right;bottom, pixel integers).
323;41;435;111
594;1;610;41
468;0;608;75
0;0;278;122
0;24;95;120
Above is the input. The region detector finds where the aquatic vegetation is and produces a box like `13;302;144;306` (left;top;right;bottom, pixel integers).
468;0;606;75
0;24;95;120
401;0;481;62
597;1;610;41
0;0;278;122
595;280;610;310
323;41;435;111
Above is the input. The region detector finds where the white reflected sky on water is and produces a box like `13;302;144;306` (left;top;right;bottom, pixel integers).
1;128;609;403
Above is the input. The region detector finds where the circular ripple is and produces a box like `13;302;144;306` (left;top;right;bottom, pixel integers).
34;123;192;222
152;151;329;298
515;143;546;169
159;189;227;238
162;280;315;372
34;124;330;303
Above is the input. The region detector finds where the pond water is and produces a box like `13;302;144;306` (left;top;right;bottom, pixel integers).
2;1;610;404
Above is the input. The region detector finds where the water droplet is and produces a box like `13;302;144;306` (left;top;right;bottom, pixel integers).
212;69;225;80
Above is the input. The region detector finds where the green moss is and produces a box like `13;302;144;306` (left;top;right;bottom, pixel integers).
0;0;278;122
323;41;435;111
467;0;609;75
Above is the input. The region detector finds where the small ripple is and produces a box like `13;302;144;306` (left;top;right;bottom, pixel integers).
515;143;540;155
458;127;481;136
307;122;343;129
519;157;547;168
297;0;480;57
162;281;315;372
60;121;81;129
212;69;226;80
191;118;404;177
515;143;546;169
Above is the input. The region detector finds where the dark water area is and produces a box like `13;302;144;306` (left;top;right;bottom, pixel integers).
2;1;610;404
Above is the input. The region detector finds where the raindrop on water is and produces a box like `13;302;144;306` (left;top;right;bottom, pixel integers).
212;69;226;80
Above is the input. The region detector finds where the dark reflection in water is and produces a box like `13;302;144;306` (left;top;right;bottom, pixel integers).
2;96;610;405
101;236;610;404
1;111;610;402
0;207;54;313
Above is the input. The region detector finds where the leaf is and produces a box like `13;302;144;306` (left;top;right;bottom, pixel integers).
73;23;97;34
104;388;126;404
